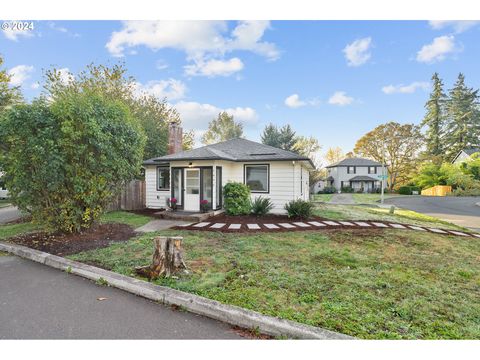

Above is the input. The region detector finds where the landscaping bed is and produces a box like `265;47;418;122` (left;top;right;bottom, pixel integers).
7;223;136;256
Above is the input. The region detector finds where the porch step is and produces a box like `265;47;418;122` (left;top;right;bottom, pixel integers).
160;210;221;222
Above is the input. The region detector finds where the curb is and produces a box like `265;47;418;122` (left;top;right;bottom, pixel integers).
0;241;352;340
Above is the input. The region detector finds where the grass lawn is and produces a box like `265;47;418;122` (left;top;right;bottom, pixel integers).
100;211;152;229
69;228;480;339
312;194;333;202
0;199;11;208
314;204;467;231
352;193;409;204
0;222;40;240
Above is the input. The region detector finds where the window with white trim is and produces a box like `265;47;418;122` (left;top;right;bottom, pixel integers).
245;165;269;193
157;166;170;190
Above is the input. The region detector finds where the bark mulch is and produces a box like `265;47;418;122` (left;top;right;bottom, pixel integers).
7;223;136;256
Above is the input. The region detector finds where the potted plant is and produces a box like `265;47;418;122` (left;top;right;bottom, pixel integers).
167;197;178;211
200;199;209;213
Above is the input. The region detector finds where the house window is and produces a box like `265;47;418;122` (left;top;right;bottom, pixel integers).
244;164;269;193
347;166;356;174
157;166;170;190
368;166;377;174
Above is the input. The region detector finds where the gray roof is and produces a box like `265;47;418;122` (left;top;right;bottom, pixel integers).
143;138;314;167
349;175;378;182
464;148;480;156
326;157;382;168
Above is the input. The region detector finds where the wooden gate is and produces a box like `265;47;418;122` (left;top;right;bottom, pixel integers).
107;180;146;211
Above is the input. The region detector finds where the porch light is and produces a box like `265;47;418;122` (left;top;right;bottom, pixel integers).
188;162;193;167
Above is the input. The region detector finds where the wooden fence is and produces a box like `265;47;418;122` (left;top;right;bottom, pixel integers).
107;180;146;211
421;185;452;197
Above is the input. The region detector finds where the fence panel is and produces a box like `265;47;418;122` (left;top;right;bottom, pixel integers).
107;180;146;211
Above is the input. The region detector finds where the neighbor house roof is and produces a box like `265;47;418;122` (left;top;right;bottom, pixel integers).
451;147;480;163
348;175;379;182
143;138;315;167
464;147;480;156
326;157;382;168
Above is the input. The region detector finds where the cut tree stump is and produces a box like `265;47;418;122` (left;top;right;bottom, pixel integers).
135;236;188;280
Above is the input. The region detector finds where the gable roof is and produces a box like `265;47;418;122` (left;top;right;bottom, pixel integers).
143;138;314;167
452;147;480;163
464;147;480;156
326;157;382;168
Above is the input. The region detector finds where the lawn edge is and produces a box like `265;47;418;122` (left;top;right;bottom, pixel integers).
0;241;353;340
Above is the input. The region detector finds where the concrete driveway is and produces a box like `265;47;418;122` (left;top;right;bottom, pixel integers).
0;255;242;339
0;206;22;225
328;193;354;205
385;196;480;231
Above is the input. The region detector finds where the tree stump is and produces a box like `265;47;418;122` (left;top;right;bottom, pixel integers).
135;236;188;280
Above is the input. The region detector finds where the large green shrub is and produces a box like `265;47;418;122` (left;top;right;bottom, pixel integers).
398;186;413;195
250;196;274;216
223;182;251;215
284;199;314;219
0;93;146;233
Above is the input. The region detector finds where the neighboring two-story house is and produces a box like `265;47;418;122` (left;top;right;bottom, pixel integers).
325;158;384;193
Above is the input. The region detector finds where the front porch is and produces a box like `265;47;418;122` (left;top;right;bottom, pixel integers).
158;208;225;222
346;176;381;193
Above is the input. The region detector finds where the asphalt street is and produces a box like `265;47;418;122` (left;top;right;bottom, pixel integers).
0;255;242;339
0;206;22;224
385;196;480;231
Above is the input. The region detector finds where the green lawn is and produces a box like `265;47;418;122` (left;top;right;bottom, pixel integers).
312;194;333;202
70;228;480;339
100;211;152;228
351;193;409;204
0;199;11;208
0;222;40;240
314;203;467;231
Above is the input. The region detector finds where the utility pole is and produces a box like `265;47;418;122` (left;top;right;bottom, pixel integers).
381;141;386;204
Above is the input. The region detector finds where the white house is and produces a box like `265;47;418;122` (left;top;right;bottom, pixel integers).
143;124;314;214
325;157;384;193
0;171;8;199
452;148;480;164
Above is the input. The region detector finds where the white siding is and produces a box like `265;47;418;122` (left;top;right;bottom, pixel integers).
145;165;169;208
145;160;311;214
327;165;382;192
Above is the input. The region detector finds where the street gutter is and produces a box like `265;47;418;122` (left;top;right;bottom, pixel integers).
0;241;353;340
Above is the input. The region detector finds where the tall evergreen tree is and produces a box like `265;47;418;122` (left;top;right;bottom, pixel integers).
445;73;480;159
421;73;447;159
260;123;296;150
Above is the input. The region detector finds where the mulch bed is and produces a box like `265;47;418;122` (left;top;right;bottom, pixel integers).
7;223;136;256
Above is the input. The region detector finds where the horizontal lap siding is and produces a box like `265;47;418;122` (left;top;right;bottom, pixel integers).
145;166;169;208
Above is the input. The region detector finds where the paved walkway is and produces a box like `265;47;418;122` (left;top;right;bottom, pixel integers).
176;219;480;238
0;255;242;339
328;193;355;205
0;206;22;225
136;219;191;233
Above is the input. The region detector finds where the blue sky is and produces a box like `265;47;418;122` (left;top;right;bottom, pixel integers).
1;20;480;156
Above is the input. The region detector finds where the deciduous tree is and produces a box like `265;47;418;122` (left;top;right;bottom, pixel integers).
201;112;244;145
324;147;344;165
0;55;22;114
354;122;423;190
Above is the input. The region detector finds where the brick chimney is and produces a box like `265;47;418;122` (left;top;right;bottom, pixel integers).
168;122;183;155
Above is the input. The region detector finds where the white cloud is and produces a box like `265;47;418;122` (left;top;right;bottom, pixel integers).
416;35;458;63
328;91;354;106
382;81;430;94
30;82;40;89
428;20;480;34
7;65;34;86
184;57;244;77
134;79;187;101
343;37;372;67
55;68;74;84
284;94;320;108
174;101;258;131
106;21;279;77
284;94;306;108
2;22;34;41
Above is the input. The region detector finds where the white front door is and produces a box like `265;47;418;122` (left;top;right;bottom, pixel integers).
184;168;200;211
